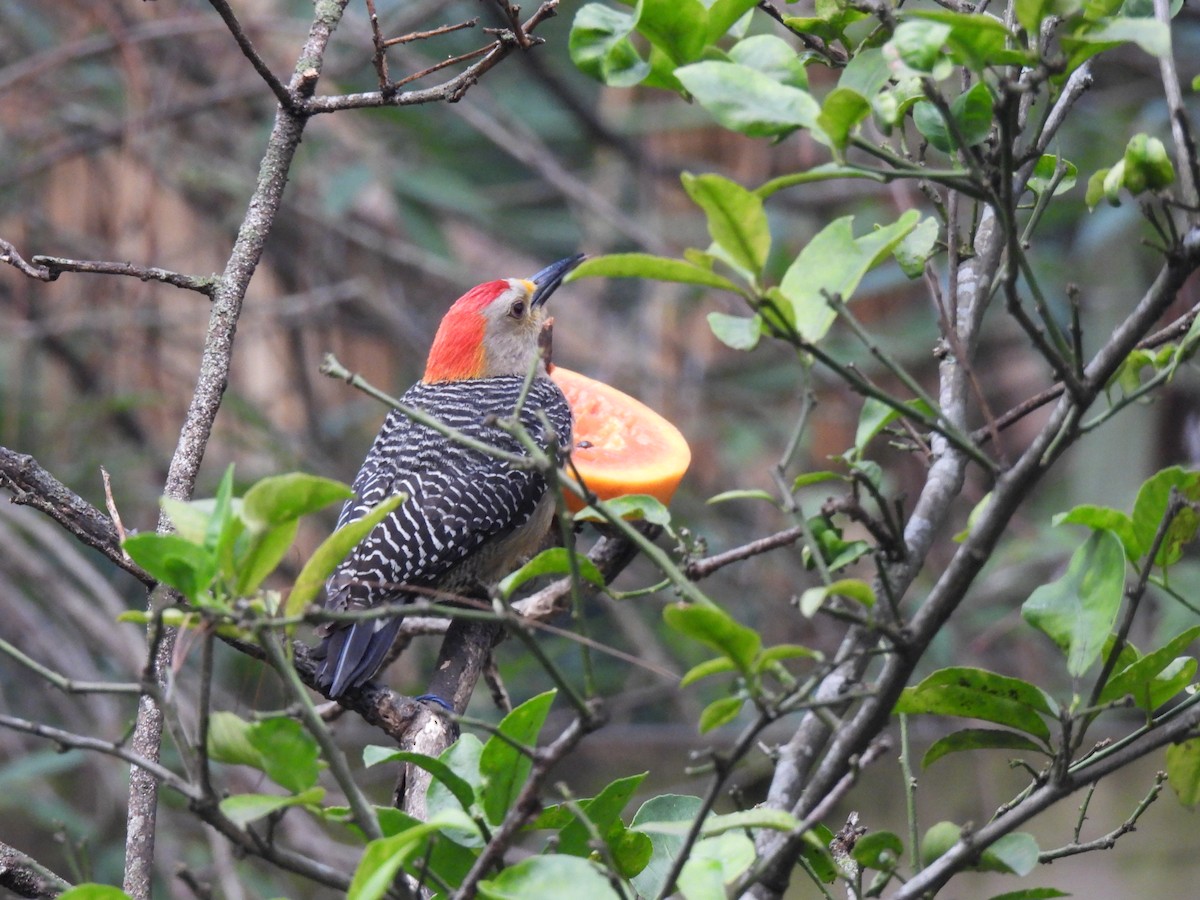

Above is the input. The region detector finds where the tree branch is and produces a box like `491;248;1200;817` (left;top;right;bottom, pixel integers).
29;254;218;296
206;0;295;111
123;4;351;897
0;446;153;587
0;840;71;899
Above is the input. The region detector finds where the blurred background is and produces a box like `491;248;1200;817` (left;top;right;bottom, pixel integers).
2;0;1200;895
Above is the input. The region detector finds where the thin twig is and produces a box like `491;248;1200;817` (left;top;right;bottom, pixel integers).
205;0;295;110
0;238;50;279
0;637;142;695
1039;772;1166;861
30;254;218;295
686;526;805;579
383;19;479;48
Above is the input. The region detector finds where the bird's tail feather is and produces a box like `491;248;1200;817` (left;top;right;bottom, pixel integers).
315;618;404;697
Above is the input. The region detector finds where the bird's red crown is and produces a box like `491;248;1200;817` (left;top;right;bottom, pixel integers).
422;279;510;383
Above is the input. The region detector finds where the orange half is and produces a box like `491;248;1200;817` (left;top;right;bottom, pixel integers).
550;366;691;512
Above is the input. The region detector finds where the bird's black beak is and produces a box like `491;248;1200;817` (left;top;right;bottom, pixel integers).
529;253;586;308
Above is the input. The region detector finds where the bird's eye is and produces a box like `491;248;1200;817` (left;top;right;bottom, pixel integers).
509;299;526;319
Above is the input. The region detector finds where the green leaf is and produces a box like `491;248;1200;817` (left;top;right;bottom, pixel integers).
427;734;485;825
1053;504;1138;557
478;856;620;900
161;497;212;545
363;747;477;813
122;533;216;600
1098;624;1200;710
677;807;801;836
923;825;1039;875
756;163;885;199
480;690;556;825
285;493;405;617
699;695;745;732
611;828;655;879
778;212;920;342
241;473;352;531
234;518;300;596
681;656;738;687
208;714;322;793
664;603;761;674
908;11;1026;71
922;728;1050;768
1086;164;1120;208
888;20;952;72
839;46;890;97
954;491;993;543
376;808;481;884
570;252;741;291
1022;530;1127;677
682;173;770;277
206;711;264;768
248;718;321;793
783;2;868;43
556;772;647;858
798;579;876;617
981;832;1040;875
1131;466;1200;565
708;312;763;351
727;34;807;88
793;471;845;490
758;643;823;666
569;4;649;87
1065;17;1170;61
57;887;133;900
1166;738;1200;806
708;0;760;42
800;823;839;883
852;831;904;871
499;547;605;599
1027;154;1079;198
818;87;870;152
207;464;236;554
675;61;822;139
575;494;673;525
348;821;446;900
678;831;755;898
894;216;941;277
914;81;994;152
638;0;709;66
705;487;776;505
219;787;325;828
631;794;704;899
896;667;1055;742
1016;0;1053;35
854;396;926;456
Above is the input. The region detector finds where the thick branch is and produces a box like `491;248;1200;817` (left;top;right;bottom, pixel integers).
123;5;350;898
0;446;153;587
0;841;70;899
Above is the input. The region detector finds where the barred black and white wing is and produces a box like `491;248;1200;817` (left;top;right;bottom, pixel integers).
313;375;571;696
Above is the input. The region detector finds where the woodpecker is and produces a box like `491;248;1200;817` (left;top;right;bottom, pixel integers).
313;255;583;698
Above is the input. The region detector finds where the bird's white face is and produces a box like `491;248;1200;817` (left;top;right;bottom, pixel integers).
479;277;550;377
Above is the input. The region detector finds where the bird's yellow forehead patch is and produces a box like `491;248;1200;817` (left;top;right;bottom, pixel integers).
520;279;536;295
